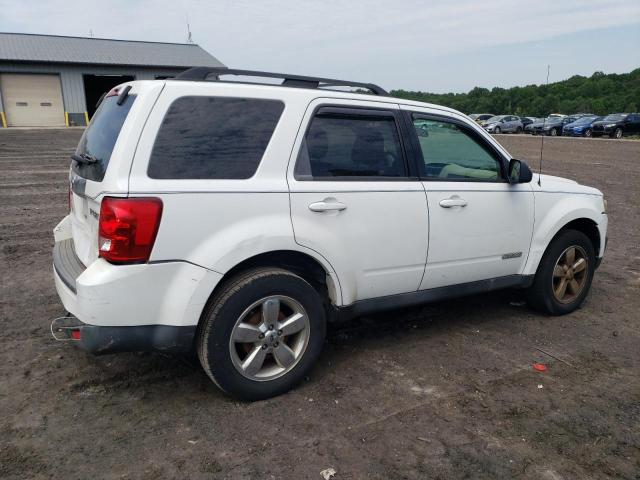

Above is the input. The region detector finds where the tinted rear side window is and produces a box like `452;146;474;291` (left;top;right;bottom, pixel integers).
148;96;284;179
73;94;136;182
294;112;406;180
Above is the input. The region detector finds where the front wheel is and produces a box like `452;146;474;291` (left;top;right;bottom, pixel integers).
197;268;326;400
527;230;596;315
494;126;501;134
613;128;623;139
584;128;592;138
550;127;558;136
516;126;523;134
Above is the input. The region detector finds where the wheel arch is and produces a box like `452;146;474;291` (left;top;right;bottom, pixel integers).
524;209;604;276
198;249;342;329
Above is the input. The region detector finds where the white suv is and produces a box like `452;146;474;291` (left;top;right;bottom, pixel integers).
52;68;608;400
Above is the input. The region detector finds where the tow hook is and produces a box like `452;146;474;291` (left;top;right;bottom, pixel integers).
51;315;84;341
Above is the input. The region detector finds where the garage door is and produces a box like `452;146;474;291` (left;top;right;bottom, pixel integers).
1;74;65;127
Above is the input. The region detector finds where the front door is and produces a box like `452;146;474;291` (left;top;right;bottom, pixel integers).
288;100;429;305
402;109;535;290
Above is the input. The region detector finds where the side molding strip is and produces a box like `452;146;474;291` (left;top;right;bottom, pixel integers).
337;274;534;321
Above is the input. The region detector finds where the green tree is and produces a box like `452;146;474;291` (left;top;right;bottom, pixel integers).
390;68;640;117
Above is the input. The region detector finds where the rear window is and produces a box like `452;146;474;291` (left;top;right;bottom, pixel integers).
147;96;284;179
73;94;136;182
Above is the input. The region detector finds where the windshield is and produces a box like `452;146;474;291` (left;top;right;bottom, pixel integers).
572;116;598;125
485;116;504;123
603;114;628;122
72;93;136;182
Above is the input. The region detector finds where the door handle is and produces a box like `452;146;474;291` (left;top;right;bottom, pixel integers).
308;200;347;212
439;196;467;208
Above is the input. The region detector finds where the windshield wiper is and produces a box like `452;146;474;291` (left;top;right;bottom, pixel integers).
71;153;99;165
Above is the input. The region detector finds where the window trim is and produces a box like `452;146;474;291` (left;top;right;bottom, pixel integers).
293;104;418;182
402;111;509;183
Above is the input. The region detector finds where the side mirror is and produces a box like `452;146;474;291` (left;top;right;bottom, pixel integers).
508;159;533;184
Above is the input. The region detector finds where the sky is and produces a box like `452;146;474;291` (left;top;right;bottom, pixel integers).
1;0;639;93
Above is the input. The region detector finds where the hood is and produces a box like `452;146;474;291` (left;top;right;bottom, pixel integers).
539;174;577;185
536;174;602;196
592;120;618;126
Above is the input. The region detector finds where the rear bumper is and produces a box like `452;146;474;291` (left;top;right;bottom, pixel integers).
51;316;196;354
52;220;223;353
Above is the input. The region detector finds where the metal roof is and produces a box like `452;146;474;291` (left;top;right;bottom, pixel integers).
0;32;224;68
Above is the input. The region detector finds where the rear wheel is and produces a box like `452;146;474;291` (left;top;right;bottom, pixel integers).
494;126;501;134
197;268;326;400
516;126;523;134
550;127;558;136
527;230;595;315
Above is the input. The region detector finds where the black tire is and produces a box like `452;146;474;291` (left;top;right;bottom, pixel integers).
550;127;558;136
197;268;326;401
516;126;523;134
527;229;596;315
613;127;623;139
494;126;501;134
584;128;592;138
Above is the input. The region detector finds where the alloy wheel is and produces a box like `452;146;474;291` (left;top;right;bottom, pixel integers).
552;246;589;304
615;128;623;139
229;296;310;381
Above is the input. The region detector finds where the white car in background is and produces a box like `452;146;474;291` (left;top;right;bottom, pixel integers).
52;68;608;400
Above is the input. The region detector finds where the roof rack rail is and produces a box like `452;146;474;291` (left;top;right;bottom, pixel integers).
173;67;389;96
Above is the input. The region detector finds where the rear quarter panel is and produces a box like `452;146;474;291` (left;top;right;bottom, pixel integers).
127;82;344;304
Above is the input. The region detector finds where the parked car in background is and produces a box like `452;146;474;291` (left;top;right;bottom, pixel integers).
520;117;538;130
562;116;601;137
469;113;495;126
529;116;579;136
483;115;523;134
591;113;640;139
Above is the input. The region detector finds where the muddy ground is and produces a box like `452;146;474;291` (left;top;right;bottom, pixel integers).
0;130;638;479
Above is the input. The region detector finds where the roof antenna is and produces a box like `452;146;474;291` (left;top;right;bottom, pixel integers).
538;64;551;187
185;14;194;44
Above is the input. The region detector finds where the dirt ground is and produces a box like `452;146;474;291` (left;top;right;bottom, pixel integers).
1;130;638;480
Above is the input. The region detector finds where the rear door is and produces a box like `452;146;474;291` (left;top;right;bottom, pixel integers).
401;107;534;290
288;99;429;305
69;82;162;266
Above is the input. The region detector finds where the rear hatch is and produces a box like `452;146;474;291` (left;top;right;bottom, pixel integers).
69;85;139;266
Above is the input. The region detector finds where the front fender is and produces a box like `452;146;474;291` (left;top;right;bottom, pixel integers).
523;193;606;276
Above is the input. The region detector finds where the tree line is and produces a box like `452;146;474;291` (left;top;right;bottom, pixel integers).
390;68;640;117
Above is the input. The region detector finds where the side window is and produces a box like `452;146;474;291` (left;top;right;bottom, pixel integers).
411;116;504;182
294;110;407;180
148;96;284;179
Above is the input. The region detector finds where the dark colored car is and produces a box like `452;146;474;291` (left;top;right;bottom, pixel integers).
591;113;640;139
562;116;601;137
520;117;538;130
529;116;579;136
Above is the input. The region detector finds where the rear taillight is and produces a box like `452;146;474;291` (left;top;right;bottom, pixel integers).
98;197;163;264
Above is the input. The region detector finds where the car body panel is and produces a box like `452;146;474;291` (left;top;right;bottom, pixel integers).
52;79;608;339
